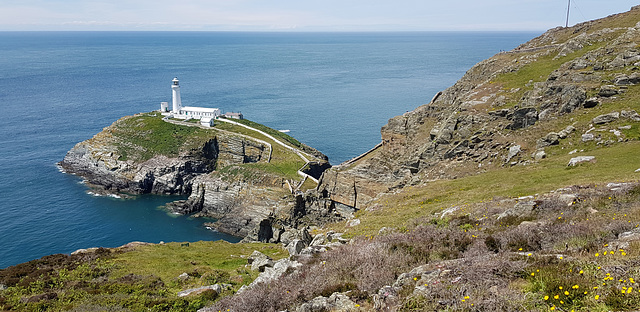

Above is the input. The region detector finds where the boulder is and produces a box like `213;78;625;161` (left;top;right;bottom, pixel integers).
581;133;595;142
248;250;274;272
621;110;640;121
297;292;357;312
583;97;600;108
533;150;546;161
506;145;521;163
537;133;560;148
614;73;640;85
178;273;190;282
568;156;596;166
249;258;302;287
507;107;538;130
177;284;222;297
310;233;329;247
558;126;576;139
497;201;538;220
592;112;620;124
286;239;306;256
373;286;399;311
598;85;619;97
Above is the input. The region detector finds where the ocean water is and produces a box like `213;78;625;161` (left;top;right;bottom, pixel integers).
0;31;538;268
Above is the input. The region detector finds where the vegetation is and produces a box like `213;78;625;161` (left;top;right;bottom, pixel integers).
0;241;286;311
108;112;215;162
223;117;304;150
211;184;640;312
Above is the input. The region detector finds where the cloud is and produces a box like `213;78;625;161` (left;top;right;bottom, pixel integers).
0;0;638;31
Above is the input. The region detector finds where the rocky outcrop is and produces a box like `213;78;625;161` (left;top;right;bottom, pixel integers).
60;113;334;240
317;10;640;210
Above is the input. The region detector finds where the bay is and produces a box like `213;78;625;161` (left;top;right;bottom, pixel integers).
0;31;538;268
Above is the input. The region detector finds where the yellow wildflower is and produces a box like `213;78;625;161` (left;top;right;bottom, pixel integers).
595;295;600;300
564;291;569;295
544;295;549;300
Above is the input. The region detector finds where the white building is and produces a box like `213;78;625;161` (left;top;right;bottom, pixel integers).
161;78;221;120
200;117;214;127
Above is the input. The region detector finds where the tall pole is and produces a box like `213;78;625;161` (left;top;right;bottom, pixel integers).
566;0;571;27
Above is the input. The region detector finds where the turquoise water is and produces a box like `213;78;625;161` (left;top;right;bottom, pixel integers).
0;31;538;268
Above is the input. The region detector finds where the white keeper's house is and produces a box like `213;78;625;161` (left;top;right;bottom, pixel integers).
160;78;221;123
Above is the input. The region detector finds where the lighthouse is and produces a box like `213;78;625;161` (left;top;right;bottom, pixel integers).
171;77;182;113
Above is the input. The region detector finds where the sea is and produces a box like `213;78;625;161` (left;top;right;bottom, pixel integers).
0;31;539;268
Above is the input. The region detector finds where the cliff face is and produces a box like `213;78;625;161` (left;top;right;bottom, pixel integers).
60;113;339;239
61;120;267;195
318;7;640;210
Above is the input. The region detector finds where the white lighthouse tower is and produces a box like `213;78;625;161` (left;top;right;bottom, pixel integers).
171;77;182;113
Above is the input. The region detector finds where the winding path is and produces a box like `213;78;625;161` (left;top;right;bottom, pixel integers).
163;116;319;186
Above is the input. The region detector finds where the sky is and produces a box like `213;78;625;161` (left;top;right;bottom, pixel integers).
1;0;639;31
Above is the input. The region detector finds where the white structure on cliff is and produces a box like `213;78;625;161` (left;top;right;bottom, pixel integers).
160;78;221;122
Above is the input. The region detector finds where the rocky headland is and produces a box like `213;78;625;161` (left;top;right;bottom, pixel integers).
59;113;337;240
5;6;640;312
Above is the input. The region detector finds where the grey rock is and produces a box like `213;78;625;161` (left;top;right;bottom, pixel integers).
0;284;6;291
615;73;640;85
286;239;306;256
373;286;399;311
507;107;538;130
559;85;586;113
296;292;356;312
310;233;329;247
178;284;222;297
598;85;619;97
583;97;600;108
250;258;302;287
497;201;538;220
558;126;576;139
592;112;620;124
249;250;274;272
568;156;596;166
178;273;190;281
622;110;640;121
537;132;560;148
533;150;546;161
619;228;640;242
582;133;595;142
506;145;521;163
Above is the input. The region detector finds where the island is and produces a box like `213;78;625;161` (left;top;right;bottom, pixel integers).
59;78;337;242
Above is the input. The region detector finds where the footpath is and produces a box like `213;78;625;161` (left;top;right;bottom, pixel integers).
163;117;319;188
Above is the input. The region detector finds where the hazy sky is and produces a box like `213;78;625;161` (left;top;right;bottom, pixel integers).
1;0;639;31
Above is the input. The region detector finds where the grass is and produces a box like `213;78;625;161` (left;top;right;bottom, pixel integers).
0;241;287;312
226;117;304;150
214;121;307;180
109;241;286;286
339;140;640;237
108;112;216;162
491;41;610;109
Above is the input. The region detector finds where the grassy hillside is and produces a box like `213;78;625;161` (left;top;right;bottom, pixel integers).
0;242;286;312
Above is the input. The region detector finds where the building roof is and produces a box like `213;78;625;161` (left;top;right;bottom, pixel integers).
181;106;220;113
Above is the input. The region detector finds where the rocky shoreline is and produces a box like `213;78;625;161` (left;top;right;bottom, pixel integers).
59;112;345;242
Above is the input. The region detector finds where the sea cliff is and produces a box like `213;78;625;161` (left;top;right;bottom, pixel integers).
59;112;338;240
5;6;640;312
